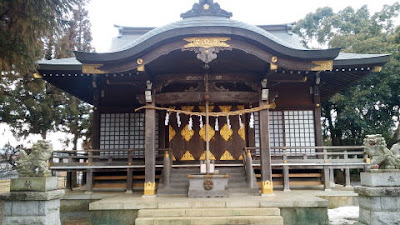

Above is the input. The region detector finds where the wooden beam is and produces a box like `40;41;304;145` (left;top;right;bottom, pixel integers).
155;91;259;105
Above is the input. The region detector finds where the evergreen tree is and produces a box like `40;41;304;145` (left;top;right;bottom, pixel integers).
293;3;400;146
0;0;80;75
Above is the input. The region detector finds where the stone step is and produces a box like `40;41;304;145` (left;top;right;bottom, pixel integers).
138;208;280;218
170;177;246;183
135;215;284;225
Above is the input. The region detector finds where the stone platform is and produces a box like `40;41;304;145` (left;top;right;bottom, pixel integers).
355;170;400;225
88;191;329;225
1;177;64;225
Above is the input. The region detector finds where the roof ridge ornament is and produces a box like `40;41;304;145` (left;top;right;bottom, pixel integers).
181;0;232;19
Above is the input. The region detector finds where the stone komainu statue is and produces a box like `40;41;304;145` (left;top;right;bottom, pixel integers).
363;134;400;169
17;140;53;177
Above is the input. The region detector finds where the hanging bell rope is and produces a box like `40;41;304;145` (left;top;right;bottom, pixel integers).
135;102;276;117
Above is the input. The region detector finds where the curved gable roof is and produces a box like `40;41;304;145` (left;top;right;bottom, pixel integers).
74;16;341;64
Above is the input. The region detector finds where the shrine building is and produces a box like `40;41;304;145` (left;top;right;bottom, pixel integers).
37;0;389;197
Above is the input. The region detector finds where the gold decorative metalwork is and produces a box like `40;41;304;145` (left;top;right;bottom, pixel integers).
246;149;252;157
198;106;215;112
181;151;195;160
238;126;246;140
172;154;176;161
220;150;234;160
219;105;232;112
137;58;144;65
82;64;105;74
270;63;278;70
220;124;233;141
199;124;215;141
33;73;42;79
237;105;245;110
203;4;210;10
181;106;194;112
143;182;156;196
183;37;231;49
261;180;273;194
164;151;169;158
137;65;145;72
238;154;244;160
181;124;195;141
271;56;278;63
200;151;216;160
311;60;333;71
169;125;176;142
372;66;382;72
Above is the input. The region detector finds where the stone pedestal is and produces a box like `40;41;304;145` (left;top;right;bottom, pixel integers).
355;170;400;225
1;177;64;225
188;174;229;198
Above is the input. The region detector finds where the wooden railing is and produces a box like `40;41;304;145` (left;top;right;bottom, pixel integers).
245;145;367;190
50;146;368;192
50;148;169;170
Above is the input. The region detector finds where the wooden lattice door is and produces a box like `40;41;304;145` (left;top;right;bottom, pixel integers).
168;105;246;161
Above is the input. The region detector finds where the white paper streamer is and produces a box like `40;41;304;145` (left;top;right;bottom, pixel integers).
227;115;231;129
199;115;203;128
239;114;243;128
188;116;193;130
249;112;255;129
177;112;181;127
215;117;219;131
164;111;169;126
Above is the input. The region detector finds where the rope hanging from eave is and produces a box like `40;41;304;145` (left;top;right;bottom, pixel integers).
134;102;276;117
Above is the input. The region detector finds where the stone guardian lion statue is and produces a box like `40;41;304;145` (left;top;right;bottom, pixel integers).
17;140;53;177
363;134;400;170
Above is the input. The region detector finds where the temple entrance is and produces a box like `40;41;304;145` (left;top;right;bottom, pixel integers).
168;105;246;161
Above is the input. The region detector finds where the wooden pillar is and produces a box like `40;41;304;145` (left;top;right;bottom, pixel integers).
323;148;331;191
85;169;93;193
282;151;290;192
323;166;331;191
259;97;273;195
126;168;133;193
313;73;323;147
344;150;351;187
126;150;133;193
143;100;156;196
330;167;335;187
85;76;100;194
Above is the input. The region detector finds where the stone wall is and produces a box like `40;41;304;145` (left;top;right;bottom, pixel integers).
4;199;61;225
